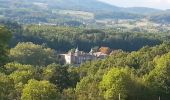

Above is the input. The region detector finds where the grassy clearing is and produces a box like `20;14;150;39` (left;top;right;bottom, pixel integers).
58;10;94;19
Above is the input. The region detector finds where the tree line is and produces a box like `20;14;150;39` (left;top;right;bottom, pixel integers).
1;25;170;99
9;24;161;52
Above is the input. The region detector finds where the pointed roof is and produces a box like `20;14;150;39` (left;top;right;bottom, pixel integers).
75;46;79;52
89;48;94;53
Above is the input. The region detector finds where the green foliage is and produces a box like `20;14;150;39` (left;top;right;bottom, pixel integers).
43;64;71;91
1;24;170;100
0;73;15;100
74;43;170;100
62;88;76;100
15;25;161;52
21;79;60;100
9;70;35;85
4;63;37;98
0;26;12;66
4;62;34;74
144;52;170;99
99;67;136;100
10;42;59;66
75;76;102;100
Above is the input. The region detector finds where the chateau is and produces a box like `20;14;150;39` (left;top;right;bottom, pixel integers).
60;47;108;65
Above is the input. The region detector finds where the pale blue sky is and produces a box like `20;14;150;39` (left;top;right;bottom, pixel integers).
98;0;170;10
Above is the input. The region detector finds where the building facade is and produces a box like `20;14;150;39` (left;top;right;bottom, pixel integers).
60;47;108;65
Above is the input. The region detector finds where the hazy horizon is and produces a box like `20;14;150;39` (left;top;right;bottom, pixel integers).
98;0;170;10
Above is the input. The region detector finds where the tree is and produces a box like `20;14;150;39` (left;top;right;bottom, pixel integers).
4;63;37;98
10;42;59;66
0;73;15;100
9;69;36;98
43;64;70;91
62;88;76;100
21;79;60;100
0;26;12;66
144;52;170;99
9;70;35;85
75;76;102;100
99;67;136;100
4;62;34;74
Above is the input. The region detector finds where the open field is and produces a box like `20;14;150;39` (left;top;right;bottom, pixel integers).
57;10;94;19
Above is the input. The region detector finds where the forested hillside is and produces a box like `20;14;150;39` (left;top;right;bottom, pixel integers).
0;0;168;25
150;11;170;24
16;25;161;52
0;0;170;99
1;26;170;99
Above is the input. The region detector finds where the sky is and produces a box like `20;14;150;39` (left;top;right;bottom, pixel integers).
98;0;170;10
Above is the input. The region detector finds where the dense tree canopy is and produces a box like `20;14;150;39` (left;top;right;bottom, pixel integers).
0;26;12;66
0;73;15;100
43;64;72;91
21;79;60;100
144;52;170;99
1;22;170;100
9;42;59;66
1;40;170;100
99;67;136;100
11;25;161;52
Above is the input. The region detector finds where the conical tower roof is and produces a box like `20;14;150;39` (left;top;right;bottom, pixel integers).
75;46;79;53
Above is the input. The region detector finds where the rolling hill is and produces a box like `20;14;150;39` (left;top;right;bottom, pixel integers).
0;0;169;24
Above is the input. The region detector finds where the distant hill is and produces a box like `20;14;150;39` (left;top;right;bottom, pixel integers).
0;0;169;24
124;7;162;15
44;0;162;15
47;0;120;12
0;0;162;14
149;10;170;24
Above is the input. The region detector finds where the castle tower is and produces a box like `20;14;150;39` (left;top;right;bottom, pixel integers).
75;46;79;56
89;48;94;55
